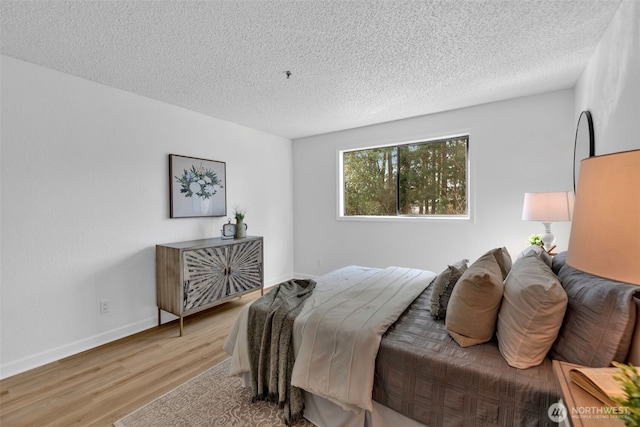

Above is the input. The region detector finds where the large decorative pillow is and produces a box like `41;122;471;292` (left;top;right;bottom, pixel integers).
627;298;640;365
492;247;512;279
497;256;567;369
429;259;469;320
551;252;639;367
517;245;552;268
445;250;505;347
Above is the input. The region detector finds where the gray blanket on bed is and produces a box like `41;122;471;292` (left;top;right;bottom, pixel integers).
247;279;316;426
373;285;560;427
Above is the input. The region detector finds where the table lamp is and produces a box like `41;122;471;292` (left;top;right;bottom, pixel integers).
567;149;640;285
522;191;575;251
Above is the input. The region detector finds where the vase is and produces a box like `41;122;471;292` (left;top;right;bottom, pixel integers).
201;197;212;215
235;219;247;238
192;195;212;216
191;196;202;215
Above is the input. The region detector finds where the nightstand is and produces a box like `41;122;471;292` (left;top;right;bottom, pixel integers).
552;360;626;427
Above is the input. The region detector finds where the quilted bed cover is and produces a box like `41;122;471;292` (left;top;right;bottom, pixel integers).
373;286;560;427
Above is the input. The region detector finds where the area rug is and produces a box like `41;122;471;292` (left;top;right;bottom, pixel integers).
114;358;315;427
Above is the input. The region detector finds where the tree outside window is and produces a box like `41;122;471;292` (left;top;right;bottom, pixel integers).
342;136;468;217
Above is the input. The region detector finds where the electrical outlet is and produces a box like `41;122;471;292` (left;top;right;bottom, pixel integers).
100;300;111;314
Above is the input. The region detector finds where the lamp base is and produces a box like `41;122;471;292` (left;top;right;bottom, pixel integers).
541;222;555;251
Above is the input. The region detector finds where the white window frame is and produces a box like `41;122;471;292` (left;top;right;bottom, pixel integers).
338;133;473;222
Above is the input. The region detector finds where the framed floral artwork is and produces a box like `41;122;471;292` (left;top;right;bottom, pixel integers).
169;154;227;218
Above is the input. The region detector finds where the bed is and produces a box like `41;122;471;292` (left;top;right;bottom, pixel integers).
224;249;640;427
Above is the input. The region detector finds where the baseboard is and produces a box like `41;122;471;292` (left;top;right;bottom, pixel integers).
292;272;318;280
264;273;318;287
1;274;303;380
264;273;297;288
0;317;157;380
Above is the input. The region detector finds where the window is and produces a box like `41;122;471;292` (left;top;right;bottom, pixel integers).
341;135;468;217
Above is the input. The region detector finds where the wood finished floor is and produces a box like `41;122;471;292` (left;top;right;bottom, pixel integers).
0;291;260;427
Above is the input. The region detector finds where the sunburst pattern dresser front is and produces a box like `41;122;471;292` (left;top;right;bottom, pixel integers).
156;236;263;335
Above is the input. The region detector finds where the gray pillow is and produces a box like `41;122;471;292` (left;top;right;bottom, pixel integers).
551;252;639;367
430;259;468;320
492;246;512;280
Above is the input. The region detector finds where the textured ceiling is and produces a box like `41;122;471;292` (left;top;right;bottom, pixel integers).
1;1;622;139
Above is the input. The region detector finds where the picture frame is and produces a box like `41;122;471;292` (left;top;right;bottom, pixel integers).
169;154;227;218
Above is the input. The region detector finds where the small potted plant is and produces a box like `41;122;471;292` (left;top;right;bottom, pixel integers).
612;362;640;426
233;206;247;238
527;234;543;247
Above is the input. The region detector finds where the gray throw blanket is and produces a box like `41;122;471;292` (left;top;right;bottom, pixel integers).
248;279;316;425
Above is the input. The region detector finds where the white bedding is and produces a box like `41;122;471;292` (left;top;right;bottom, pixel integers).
291;266;435;413
223;266;378;378
223;265;435;422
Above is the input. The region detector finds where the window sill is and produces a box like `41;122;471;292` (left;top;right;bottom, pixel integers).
337;214;471;222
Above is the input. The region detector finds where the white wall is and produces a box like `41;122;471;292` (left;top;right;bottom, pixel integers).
292;90;575;277
3;0;636;380
574;0;640;155
0;56;294;379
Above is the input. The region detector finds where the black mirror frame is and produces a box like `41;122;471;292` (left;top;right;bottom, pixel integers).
573;110;595;193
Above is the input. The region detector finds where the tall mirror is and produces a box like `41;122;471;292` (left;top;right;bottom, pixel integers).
573;110;595;193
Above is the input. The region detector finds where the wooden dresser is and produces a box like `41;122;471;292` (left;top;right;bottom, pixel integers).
156;236;263;335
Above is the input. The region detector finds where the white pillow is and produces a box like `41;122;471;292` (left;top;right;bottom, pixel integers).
497;256;567;369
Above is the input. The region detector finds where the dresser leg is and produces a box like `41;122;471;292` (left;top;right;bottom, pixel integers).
157;308;161;327
179;316;184;337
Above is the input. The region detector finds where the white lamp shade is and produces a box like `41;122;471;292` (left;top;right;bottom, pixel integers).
567;150;640;285
522;192;574;222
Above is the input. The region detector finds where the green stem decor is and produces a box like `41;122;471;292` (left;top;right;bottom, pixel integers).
612;362;640;426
